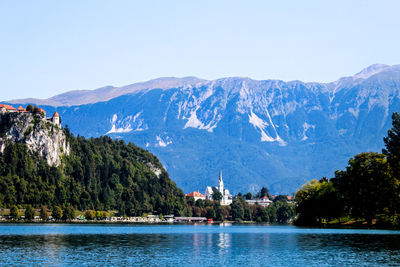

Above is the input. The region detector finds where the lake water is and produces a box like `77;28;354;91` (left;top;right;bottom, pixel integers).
0;224;399;266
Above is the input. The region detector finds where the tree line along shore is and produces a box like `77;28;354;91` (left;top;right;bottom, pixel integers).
0;188;294;224
294;112;400;228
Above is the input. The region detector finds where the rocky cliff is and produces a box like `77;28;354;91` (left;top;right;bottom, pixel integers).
0;112;69;166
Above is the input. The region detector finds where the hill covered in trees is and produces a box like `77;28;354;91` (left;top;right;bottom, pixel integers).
0;111;184;216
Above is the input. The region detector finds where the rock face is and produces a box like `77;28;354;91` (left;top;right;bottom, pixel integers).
0;112;69;166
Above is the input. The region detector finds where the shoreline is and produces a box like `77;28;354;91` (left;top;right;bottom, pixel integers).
0;221;399;230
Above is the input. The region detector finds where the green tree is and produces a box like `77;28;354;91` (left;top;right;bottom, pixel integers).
40;206;49;221
231;197;244;220
85;210;96;220
382;112;400;217
96;211;109;220
95;210;101;220
195;199;205;208
52;206;63;221
100;211;110;220
62;206;76;221
24;205;35;221
244;208;252;221
186;196;195;206
32;105;40;114
244;192;253;200
206;207;216;219
260;208;269;222
266;205;277;223
10;205;19;220
218;205;230;221
275;201;294;223
25;104;33;112
273;195;289;203
212;188;223;202
192;206;202;217
336;152;395;225
257;187;271;199
295;179;329;225
383;112;400;177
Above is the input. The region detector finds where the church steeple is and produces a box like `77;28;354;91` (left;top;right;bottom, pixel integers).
218;169;224;194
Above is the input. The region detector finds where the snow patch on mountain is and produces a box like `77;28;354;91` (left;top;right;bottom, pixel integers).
184;108;217;132
249;110;269;131
106;125;132;134
265;110;287;146
106;114;133;134
248;110;286;145
348;107;359;118
156;135;172;147
106;112;149;134
184;109;204;129
131;111;148;131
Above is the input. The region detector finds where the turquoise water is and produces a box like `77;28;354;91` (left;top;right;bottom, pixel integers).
0;224;399;266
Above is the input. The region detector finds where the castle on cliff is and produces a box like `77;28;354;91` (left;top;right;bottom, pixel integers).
0;104;61;126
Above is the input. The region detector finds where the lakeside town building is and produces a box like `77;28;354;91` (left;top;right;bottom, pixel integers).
205;170;232;205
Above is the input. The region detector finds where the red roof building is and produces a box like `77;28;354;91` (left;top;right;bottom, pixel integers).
185;191;206;201
52;111;60;117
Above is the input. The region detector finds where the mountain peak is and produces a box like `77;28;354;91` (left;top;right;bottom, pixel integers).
353;64;391;80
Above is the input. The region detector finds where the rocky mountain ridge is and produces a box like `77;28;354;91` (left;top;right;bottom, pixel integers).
7;77;206;106
6;64;400;194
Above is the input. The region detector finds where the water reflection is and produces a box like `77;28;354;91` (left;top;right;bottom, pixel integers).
217;232;231;249
0;225;399;266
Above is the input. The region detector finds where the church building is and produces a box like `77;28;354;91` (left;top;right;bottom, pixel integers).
204;170;232;205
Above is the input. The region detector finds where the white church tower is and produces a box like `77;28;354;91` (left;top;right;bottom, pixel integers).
218;170;224;195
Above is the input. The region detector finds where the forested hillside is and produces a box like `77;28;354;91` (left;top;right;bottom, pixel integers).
0;121;184;216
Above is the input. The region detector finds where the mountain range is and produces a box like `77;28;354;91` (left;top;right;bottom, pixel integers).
7;64;400;194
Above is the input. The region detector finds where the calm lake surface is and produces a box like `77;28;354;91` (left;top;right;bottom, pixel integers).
0;224;399;266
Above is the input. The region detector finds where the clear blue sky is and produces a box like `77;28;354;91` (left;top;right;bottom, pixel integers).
1;0;400;100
